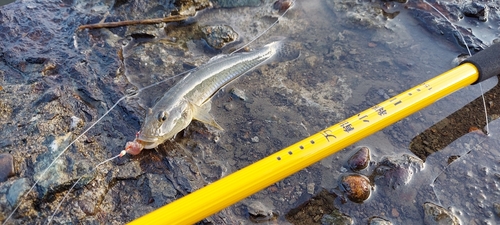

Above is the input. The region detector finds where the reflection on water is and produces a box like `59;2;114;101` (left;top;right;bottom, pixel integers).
1;0;500;223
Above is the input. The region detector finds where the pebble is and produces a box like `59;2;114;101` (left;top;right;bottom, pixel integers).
0;153;15;182
251;136;259;143
423;202;460;225
339;174;372;203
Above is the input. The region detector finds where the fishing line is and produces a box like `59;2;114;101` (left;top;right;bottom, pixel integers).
422;0;493;209
423;0;490;135
4;2;296;223
3;64;194;225
231;0;295;55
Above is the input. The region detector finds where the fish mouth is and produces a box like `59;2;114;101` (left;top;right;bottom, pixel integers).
137;134;158;142
137;134;159;149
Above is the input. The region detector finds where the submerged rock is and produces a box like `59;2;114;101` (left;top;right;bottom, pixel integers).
423;202;460;225
373;154;423;189
339;174;372;203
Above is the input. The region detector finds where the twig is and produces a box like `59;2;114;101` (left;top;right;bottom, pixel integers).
78;15;189;30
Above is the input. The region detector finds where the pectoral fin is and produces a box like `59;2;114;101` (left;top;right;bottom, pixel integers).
190;101;224;130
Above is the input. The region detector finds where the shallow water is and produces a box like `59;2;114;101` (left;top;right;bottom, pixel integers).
0;0;500;224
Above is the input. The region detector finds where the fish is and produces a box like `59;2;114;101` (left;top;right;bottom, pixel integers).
123;40;300;155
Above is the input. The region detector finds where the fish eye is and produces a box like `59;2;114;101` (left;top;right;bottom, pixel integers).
158;111;167;122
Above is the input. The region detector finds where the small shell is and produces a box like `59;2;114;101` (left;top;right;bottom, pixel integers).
347;146;371;171
340;174;372;203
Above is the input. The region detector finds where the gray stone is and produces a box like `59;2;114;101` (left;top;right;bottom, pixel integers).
7;178;30;206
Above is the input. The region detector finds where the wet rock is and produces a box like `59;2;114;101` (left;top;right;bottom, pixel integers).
339;174;372;203
7;178;30;206
369;217;392;225
463;2;489;22
246;201;276;223
409;7;487;52
212;0;262;8
373;154;423;189
321;210;353;225
0;153;15;182
347;146;370;171
423;202;460;225
147;173;177;207
201;25;238;49
115;160;143;179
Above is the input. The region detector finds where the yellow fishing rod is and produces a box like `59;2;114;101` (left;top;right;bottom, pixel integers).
129;42;500;225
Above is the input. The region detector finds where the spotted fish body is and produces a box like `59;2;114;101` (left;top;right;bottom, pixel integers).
124;40;299;154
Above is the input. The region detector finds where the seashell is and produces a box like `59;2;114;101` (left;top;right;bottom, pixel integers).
339;174;372;203
347;146;371;171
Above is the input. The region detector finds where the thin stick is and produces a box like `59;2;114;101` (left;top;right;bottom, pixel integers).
78;15;189;30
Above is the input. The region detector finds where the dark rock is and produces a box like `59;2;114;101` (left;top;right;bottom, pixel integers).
0;153;15;182
463;2;489;21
